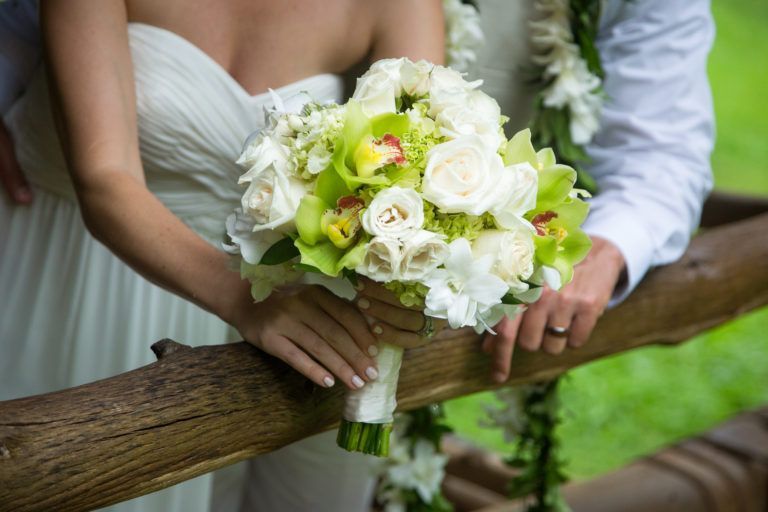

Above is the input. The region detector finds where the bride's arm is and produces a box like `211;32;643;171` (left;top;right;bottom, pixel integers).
40;0;379;391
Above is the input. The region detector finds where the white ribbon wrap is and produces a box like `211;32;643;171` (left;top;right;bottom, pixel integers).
343;343;404;423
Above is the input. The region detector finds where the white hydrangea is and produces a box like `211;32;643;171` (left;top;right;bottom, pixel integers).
530;0;603;144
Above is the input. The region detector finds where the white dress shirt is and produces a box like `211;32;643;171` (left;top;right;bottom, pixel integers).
585;0;715;302
471;0;715;304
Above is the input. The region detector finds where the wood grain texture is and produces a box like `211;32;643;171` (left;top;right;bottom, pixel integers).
1;212;767;512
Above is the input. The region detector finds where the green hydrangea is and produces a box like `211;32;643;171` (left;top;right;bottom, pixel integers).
384;281;429;308
422;201;497;242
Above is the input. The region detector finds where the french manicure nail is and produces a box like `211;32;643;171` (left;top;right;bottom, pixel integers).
494;372;506;383
352;375;365;388
368;344;379;357
323;376;335;388
365;366;378;380
357;297;370;310
373;325;384;335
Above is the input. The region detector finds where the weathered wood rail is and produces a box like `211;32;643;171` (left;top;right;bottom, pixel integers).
1;207;767;512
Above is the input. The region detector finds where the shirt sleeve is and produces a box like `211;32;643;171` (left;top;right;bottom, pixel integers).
0;0;41;115
582;0;715;304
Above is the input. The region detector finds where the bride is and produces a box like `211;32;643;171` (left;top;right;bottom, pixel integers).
0;0;444;510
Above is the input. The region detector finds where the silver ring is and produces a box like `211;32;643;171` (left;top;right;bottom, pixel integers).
545;325;570;338
417;316;436;338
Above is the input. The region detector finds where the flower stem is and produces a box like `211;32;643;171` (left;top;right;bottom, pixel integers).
337;419;393;457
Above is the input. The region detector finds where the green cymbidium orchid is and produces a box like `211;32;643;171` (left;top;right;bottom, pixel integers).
321;196;365;249
329;100;411;190
506;129;592;284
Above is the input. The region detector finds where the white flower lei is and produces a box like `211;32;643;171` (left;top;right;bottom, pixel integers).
442;0;485;72
530;0;604;145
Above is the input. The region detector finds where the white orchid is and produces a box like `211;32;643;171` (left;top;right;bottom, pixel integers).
423;238;509;329
385;439;449;504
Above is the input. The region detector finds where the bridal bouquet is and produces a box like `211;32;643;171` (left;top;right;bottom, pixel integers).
226;58;591;457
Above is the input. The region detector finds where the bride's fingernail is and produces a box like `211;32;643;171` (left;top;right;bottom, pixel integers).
323;376;335;388
368;344;379;357
352;375;365;388
373;325;384;336
357;298;370;310
365;366;378;380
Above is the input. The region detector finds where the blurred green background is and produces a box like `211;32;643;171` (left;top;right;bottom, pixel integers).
444;0;768;480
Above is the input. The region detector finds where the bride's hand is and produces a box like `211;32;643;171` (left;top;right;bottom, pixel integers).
353;278;449;348
232;284;379;391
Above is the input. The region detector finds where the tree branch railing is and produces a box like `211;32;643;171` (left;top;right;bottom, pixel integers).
1;206;767;512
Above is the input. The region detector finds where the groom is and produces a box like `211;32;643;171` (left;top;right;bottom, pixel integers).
0;0;716;383
470;0;714;381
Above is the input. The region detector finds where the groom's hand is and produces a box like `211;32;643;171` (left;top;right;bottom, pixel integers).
0;121;33;204
483;237;626;383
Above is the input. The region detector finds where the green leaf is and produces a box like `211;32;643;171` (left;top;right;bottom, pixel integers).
294;238;344;277
501;293;525;305
293;263;323;274
295;195;331;246
259;237;300;265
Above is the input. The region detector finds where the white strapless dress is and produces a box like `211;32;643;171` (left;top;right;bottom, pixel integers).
0;23;376;512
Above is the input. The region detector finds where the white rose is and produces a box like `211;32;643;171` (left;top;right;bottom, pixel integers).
356;236;403;282
352;58;404;117
428;65;481;96
237;133;290;177
400;59;434;97
241;167;309;233
224;209;283;264
436;89;504;151
422;134;507;215
362;187;424;240
399;230;449;281
472;226;535;294
491;162;539;228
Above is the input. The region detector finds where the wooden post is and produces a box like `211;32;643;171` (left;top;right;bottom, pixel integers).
0;212;767;512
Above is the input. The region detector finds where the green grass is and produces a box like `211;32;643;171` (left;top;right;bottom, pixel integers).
444;0;768;480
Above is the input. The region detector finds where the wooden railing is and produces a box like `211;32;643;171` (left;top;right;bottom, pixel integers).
1;197;767;512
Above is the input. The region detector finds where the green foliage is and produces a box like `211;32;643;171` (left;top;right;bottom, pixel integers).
259;237;300;265
506;380;570;512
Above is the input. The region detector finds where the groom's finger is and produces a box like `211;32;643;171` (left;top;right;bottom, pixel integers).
488;315;522;383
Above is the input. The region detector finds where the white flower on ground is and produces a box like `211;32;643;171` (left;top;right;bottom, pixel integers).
385;439;449;504
472;224;536;295
442;0;485;72
423;238;509;329
356;236;403;282
362;187;425;240
352;58;404;117
399;230;450;281
422;135;508;216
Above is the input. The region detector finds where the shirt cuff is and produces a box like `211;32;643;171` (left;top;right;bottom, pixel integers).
582;207;656;307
